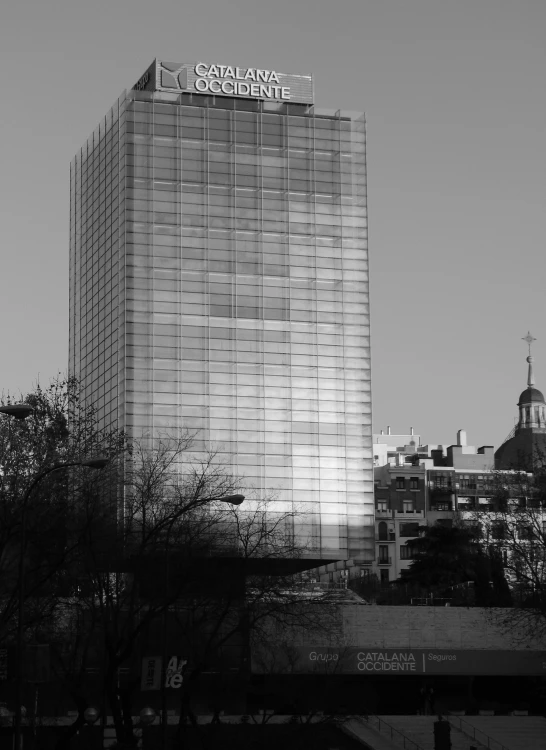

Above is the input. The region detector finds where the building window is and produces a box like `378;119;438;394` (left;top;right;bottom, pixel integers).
459;475;476;490
517;524;534;541
434;501;451;511
410;477;419;491
432;473;451;490
491;522;506;541
400;544;412;560
377;500;387;512
465;521;482;540
396;477;405;490
403;500;415;513
378;545;389;563
377;521;388;541
380;569;390;586
399;522;420;538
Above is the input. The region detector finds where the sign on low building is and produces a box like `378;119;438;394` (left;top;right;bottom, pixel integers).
253;646;546;676
141;655;188;690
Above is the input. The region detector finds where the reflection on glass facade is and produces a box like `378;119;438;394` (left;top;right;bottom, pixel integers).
70;80;373;562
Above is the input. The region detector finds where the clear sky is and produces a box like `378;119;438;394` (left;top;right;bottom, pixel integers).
1;0;545;450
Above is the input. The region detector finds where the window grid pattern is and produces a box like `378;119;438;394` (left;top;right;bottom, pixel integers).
70;90;373;562
70;94;128;428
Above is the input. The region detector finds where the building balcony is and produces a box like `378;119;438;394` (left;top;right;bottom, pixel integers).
429;487;455;496
429;502;453;512
375;508;394;518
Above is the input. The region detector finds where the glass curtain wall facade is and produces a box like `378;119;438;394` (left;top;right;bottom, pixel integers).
70;87;373;562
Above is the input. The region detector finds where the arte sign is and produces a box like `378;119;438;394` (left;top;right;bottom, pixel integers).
253;647;546;676
140;655;188;691
132;60;314;105
165;656;187;689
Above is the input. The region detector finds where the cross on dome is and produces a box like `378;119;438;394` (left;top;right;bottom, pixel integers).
522;331;536;357
522;331;537;387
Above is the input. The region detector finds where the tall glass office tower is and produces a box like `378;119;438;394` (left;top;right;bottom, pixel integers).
69;60;373;563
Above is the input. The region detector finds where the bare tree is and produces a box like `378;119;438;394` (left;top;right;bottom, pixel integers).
469;466;546;641
44;432;250;747
0;379;124;638
1;383;339;748
49;434;338;749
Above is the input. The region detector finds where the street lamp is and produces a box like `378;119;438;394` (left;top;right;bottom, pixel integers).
2;400;110;750
211;493;245;506
83;707;100;725
176;493;245;515
139;706;156;726
0;404;34;420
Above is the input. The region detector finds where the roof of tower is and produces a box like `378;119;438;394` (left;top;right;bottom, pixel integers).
518;333;543;404
518;387;545;405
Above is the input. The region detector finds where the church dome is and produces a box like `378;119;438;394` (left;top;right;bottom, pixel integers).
518;387;545;405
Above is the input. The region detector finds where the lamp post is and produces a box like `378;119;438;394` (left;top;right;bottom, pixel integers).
139;706;156;726
0;405;34;421
1;403;109;750
159;493;245;747
83;707;100;725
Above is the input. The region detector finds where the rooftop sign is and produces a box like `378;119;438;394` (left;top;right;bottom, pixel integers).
132;60;314;104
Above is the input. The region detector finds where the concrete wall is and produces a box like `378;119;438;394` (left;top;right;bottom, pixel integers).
291;606;546;651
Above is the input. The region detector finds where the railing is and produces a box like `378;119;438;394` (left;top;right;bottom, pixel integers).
377;557;392;565
447;713;510;750
364;715;424;750
498;425;517;448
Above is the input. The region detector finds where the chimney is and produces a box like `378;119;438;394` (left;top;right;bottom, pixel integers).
387;426;391;435
380;429;384;435
457;429;467;447
410;427;414;436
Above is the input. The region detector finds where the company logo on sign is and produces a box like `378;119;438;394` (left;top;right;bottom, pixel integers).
139;60;313;104
133;71;150;91
158;62;188;91
357;651;417;672
309;651;339;663
193;63;290;100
